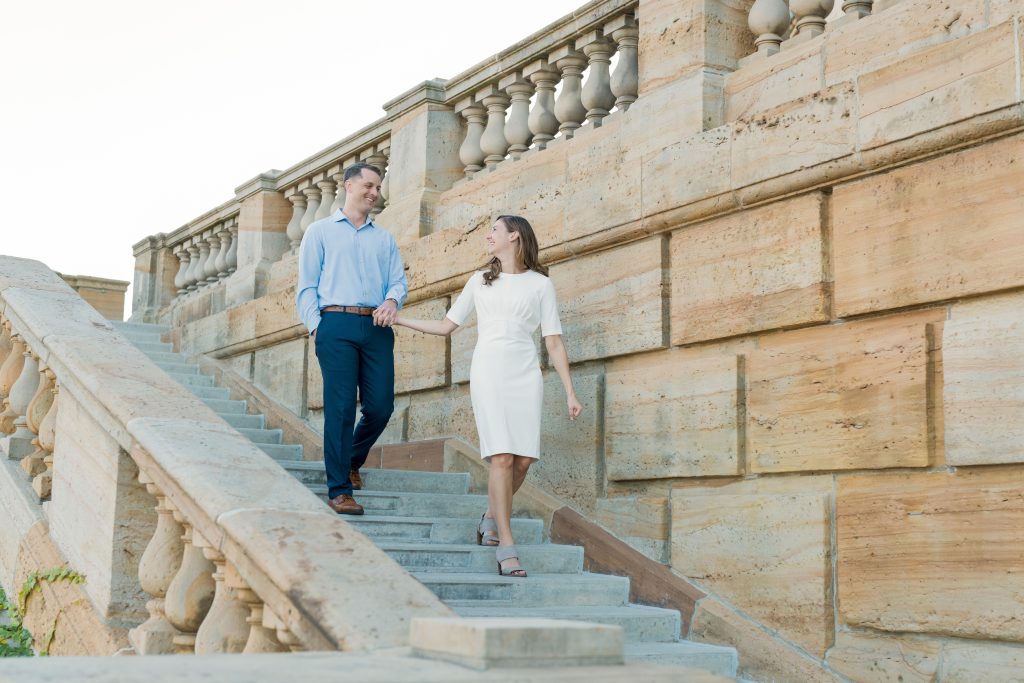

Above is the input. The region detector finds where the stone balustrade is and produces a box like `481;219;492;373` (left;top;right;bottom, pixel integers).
746;0;897;59
165;213;240;300
0;256;451;655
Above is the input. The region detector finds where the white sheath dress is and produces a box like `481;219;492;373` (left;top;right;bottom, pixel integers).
446;270;563;459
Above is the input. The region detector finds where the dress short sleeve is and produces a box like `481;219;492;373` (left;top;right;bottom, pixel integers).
539;277;563;337
446;272;479;326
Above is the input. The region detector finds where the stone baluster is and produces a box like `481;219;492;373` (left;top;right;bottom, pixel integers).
842;0;873;17
365;146;389;214
20;365;54;478
478;86;511;167
791;0;835;38
30;379;57;500
128;472;183;655
607;14;639;111
285;191;307;250
214;224;232;279
238;588;285;653
329;169;346;213
524;60;560;150
500;73;535;158
578;31;616;126
0;320;11;365
184;243;201;292
748;0;792;56
165;518;216;654
314;179;337;221
203;231;221;284
299;185;321;235
173;246;190;295
194;236;211;290
551;46;589;137
194;551;250;654
225;220;239;273
0;333;26;405
262;605;304;652
457;101;487;176
1;346;38;439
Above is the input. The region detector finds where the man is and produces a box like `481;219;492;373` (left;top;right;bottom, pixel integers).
296;162;407;515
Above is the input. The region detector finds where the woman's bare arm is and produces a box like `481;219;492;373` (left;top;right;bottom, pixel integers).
544;334;583;419
394;316;459;337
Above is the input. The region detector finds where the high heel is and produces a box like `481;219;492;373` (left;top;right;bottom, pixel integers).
496;545;527;578
476;513;499;546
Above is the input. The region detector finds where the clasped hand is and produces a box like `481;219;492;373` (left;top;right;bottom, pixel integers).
373;299;398;327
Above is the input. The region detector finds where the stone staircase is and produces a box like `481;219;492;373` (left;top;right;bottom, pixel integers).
113;321;738;676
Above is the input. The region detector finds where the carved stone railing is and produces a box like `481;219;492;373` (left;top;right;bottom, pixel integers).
746;0;897;59
0;255;450;655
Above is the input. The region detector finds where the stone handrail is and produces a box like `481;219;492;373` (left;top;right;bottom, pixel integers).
0;255;450;654
746;0;893;59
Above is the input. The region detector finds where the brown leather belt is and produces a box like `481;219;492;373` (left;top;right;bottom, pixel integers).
321;305;375;316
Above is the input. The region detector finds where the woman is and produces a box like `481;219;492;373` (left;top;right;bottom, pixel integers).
394;215;582;577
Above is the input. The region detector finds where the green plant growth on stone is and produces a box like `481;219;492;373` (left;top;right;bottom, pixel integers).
0;566;85;657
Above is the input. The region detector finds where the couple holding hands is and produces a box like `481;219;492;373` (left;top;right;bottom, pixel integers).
296;162;581;578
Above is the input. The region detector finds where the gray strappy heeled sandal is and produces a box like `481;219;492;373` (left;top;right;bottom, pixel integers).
496;544;527;577
476;513;499;546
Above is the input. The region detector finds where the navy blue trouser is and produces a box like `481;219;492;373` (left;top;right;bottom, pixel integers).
314;312;395;498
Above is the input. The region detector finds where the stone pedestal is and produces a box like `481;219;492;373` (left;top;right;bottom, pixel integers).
1;434;35;461
226;173;291;307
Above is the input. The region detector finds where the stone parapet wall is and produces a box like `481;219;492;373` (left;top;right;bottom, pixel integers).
132;0;1024;679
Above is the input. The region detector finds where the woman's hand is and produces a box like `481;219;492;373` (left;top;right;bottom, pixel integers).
567;393;583;421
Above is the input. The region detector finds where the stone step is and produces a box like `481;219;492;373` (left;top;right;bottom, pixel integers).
451;604;680;643
133;341;173;354
348;516;544;545
111;321;170;334
284;465;470;494
237;427;284;445
154;361;200;375
623;642;739;677
187;385;232;400
167;372;215;387
413;572;630;607
376;542;583;574
119;332;166;346
256;443;304;461
200;397;248;414
218;412;266;429
312;489;490;519
141;350;187;364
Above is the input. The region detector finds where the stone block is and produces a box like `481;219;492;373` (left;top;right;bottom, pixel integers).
548;237;667;365
939;641;1024;683
253;337;306;418
857;21;1018;150
606;351;739;480
229;352;253;382
833;132;1024;316
825;631;940;683
394;298;448;394
402;226;489;293
731;82;857;190
746;311;936;473
944;291;1024;466
593;495;670;563
725;38;823;121
532;369;603;513
672;476;834;656
837;468;1024;640
406;386;478;448
641;126;732;225
670;192;830;345
990;0;1024;26
410;617;623;670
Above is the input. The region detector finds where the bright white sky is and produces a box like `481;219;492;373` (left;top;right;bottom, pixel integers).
0;0;586;317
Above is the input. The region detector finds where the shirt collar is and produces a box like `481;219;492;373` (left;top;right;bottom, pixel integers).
333;208;375;231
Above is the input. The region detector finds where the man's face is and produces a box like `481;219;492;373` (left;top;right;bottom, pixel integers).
346;169;381;213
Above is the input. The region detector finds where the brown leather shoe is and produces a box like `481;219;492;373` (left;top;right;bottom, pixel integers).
349;468;363;491
328;494;364;515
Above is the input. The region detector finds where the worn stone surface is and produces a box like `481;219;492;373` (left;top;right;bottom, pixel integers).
858;21;1018;150
726;38;823;121
593;495;669;563
406;385;478;448
690;596;839;682
833;132;1024;316
641;126;733;225
606;351;739;480
253;337;306;418
939;640;1024;683
837;468;1024;640
228;352;253;382
0;257;77;296
673;476;834;656
944;291;1024;466
548;237;667;365
670;192;829;345
395;298;448;394
746;311;936;473
825;631;941;683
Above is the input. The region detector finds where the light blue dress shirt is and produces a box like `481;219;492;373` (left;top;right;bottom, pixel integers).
295;210;408;334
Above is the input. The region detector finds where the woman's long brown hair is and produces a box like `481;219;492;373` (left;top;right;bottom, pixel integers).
482;215;549;286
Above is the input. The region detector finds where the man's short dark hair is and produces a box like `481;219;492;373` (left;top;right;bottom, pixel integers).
344;162;382;182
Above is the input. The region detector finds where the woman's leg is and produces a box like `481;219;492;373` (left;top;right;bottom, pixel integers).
483;456;533;520
488;453;525;573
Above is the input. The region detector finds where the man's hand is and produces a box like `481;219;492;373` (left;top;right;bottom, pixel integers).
373;299;398;327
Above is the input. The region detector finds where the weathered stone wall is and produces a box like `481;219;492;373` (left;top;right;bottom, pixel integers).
140;1;1024;679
